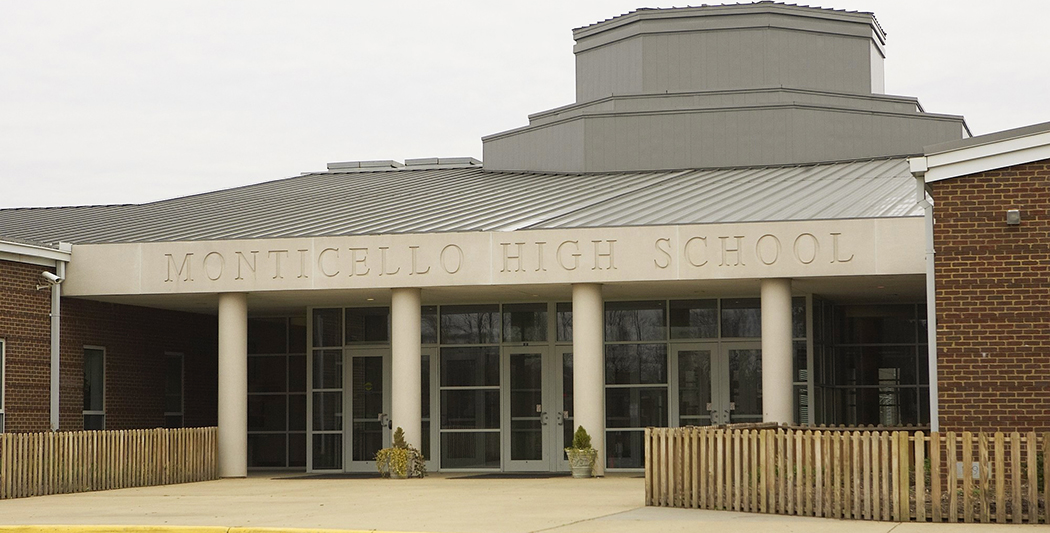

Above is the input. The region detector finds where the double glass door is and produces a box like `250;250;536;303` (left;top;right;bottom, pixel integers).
503;346;573;471
345;349;391;472
675;342;762;426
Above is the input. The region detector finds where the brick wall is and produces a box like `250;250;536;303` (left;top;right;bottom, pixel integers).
932;158;1050;433
1;258;218;432
0;260;54;431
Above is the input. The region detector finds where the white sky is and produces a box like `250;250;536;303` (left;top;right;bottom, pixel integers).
1;1;1049;208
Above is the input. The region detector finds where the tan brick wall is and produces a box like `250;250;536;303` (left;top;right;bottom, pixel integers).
931;158;1050;433
1;258;218;432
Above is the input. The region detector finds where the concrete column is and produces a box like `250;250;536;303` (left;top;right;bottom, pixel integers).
217;292;248;478
572;283;605;476
391;287;422;448
761;278;794;424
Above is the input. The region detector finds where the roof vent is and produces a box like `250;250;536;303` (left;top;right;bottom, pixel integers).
327;160;405;171
404;157;482;168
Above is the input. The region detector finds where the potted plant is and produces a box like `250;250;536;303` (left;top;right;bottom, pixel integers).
564;425;597;478
375;427;427;479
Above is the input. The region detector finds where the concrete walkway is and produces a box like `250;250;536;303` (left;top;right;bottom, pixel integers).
0;472;1042;533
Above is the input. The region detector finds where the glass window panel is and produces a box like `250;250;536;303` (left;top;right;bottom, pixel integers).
312;349;342;389
440;432;499;469
556;303;572;342
440;390;500;429
289;433;306;467
165;354;183;413
562;352;573;418
288;355;306;393
440;347;499;387
421;421;431;461
669;299;717;339
312;433;342;470
793;340;807;383
502;303;548;342
248;395;287;432
421;306;438;344
792;297;806;339
248;318;287;354
604;301;666;341
83;348;104;412
837;346;918;387
721;298;761;338
345;307;390;343
838;304;918;344
440;304;499;344
917;305;929;344
352;421;384;462
312;308;342;347
421;355;430;418
288;316;307;353
248;434;287;468
606;430;645;469
794;384;808;425
249;355;287;393
605;344;667;385
728;348;762;417
84;414;104;430
678;349;713;419
351;357;384;419
312;391;342;431
606;387;667;428
289;394;306;431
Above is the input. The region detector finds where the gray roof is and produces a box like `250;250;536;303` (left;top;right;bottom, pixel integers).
0;157;920;245
925;120;1050;155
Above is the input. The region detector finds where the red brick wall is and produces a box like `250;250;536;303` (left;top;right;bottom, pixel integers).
0;260;54;431
61;299;218;431
932;158;1050;433
1;258;218;432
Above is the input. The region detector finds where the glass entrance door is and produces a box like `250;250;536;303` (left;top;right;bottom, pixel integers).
674;342;762;426
346;349;391;472
503;346;569;471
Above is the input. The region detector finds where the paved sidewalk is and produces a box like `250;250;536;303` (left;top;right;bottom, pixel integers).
0;472;1043;533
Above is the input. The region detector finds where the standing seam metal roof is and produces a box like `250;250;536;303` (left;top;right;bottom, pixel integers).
0;157;920;245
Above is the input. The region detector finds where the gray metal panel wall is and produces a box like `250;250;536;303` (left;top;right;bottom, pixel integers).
575;16;878;102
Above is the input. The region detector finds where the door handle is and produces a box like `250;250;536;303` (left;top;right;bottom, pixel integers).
541;412;549;426
555;411;565;426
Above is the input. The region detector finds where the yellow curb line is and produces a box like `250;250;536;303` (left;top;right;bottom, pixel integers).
0;527;438;533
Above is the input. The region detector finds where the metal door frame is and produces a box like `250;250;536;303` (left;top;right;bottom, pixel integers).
344;347;392;472
502;344;566;472
671;341;762;426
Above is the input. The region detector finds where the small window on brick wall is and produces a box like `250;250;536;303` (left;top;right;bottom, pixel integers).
83;346;105;430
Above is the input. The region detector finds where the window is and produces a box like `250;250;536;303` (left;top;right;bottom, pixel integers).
83;346;105;430
165;352;184;428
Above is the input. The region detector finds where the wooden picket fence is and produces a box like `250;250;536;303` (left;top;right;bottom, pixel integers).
0;427;218;499
645;426;1050;524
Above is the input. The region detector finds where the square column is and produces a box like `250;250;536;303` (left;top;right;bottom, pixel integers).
761;278;794;424
572;283;605;476
391;287;422;448
218;292;248;478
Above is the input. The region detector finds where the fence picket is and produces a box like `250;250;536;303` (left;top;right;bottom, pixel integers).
963;431;973;523
1043;432;1050;524
978;432;990;522
1026;431;1036;524
914;431;925;522
1011;431;1022;524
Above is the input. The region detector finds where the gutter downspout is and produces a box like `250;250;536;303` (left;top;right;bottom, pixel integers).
49;243;71;431
910;159;939;432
